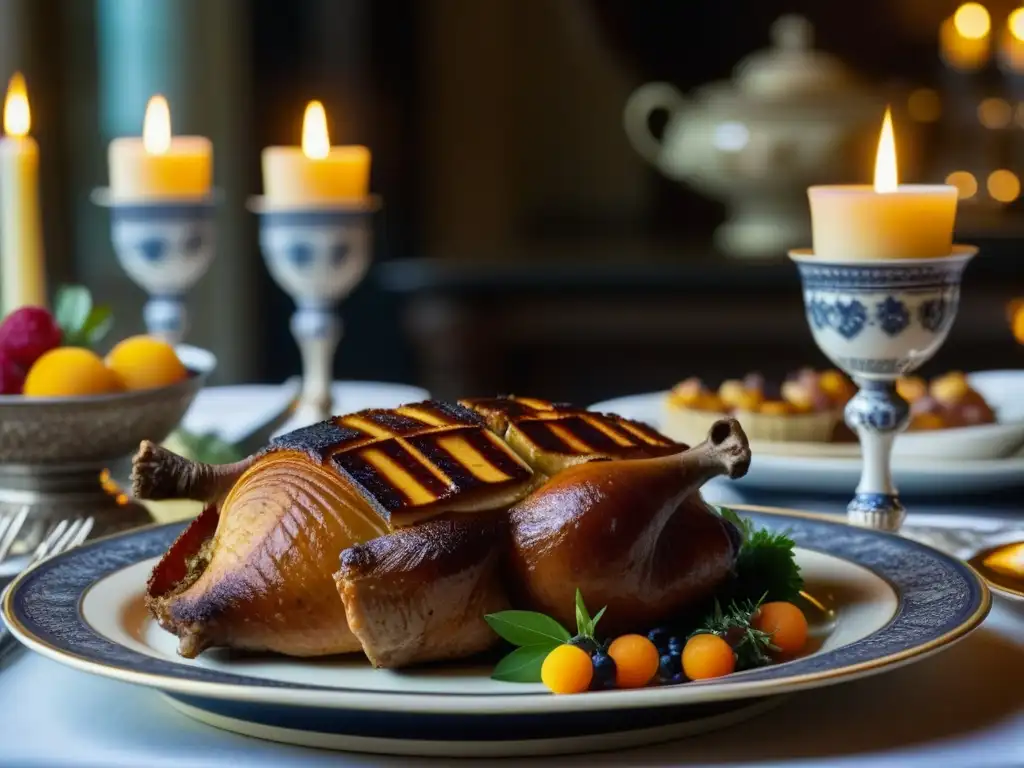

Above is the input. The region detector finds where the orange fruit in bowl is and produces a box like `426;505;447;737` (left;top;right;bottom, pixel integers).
105;335;188;391
23;347;124;397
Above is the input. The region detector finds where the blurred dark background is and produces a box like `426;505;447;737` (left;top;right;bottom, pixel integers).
1;0;1023;405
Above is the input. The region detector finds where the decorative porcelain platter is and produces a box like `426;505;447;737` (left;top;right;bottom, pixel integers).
2;507;988;757
591;371;1024;496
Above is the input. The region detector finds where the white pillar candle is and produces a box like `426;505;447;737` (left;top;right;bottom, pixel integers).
261;100;370;208
107;95;212;201
808;109;959;261
0;72;47;314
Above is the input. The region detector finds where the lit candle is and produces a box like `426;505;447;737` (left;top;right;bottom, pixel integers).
261;101;370;207
808;109;959;260
0;72;47;314
107;95;212;201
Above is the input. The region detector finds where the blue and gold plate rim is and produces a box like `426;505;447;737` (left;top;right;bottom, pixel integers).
0;505;990;715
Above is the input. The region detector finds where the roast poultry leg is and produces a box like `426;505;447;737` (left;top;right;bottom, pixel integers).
506;418;750;635
336;514;510;669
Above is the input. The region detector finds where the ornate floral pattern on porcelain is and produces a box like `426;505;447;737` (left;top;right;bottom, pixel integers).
790;250;974;378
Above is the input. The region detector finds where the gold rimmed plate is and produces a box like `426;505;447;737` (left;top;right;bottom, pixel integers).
0;506;988;757
968;541;1024;601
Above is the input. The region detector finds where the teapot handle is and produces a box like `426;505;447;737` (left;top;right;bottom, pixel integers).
623;82;687;165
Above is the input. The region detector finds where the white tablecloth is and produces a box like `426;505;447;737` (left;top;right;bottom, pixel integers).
1;382;1022;767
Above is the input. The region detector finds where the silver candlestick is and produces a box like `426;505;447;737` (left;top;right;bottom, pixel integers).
249;197;381;430
789;246;977;532
93;189;219;346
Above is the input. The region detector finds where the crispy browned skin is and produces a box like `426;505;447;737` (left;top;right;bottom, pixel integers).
146;451;389;657
335;514;509;668
137;397;740;666
138;400;543;658
505;419;749;635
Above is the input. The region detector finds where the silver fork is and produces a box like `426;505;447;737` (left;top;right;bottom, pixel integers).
0;506;30;567
0;514;95;668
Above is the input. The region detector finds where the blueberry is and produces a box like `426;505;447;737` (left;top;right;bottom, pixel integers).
667;672;687;685
647;627;670;652
658;653;682;682
667;636;684;656
568;635;598;655
590;652;617;690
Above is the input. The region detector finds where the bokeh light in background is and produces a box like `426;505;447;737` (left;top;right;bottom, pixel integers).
1010;300;1024;344
945;170;978;199
954;2;991;39
987;169;1021;203
978;97;1012;129
1010;7;1024;41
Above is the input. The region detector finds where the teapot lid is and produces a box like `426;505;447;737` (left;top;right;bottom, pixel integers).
733;15;859;101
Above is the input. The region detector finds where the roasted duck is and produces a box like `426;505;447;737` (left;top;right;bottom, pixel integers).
135;396;750;667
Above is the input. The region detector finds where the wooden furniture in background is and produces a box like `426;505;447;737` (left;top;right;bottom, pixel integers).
378;237;1023;404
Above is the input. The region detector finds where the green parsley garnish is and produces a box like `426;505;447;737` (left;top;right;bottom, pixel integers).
718;506;803;603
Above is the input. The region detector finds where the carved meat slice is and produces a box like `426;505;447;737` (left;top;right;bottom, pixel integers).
335;514;509;668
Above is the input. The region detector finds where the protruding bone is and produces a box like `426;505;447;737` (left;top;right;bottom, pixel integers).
675;418;751;482
131;440;256;504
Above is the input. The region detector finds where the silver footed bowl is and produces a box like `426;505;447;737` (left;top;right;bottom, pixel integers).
0;345;216;464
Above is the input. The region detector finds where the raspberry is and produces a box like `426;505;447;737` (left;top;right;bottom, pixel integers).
0;353;25;395
0;306;62;369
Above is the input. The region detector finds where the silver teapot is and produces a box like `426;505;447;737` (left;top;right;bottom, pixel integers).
624;15;883;259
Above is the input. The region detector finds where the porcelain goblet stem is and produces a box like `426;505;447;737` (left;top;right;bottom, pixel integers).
253;200;380;431
788;246;977;533
291;305;343;425
844;380;911;532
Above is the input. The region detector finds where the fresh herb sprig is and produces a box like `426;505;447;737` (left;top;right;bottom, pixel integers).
718;506;803;603
53;285;114;349
484;589;605;683
691;595;778;669
166;428;246;465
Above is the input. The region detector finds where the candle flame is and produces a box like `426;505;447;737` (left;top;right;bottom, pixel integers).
302;101;330;160
143;95;172;155
4;72;30;138
874;108;898;194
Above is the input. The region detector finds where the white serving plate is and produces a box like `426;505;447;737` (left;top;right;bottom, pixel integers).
3;507;989;757
592;370;1024;496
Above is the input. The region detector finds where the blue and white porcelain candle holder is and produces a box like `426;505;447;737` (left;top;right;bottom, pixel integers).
93;189;219;346
249;196;381;430
788;245;978;532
